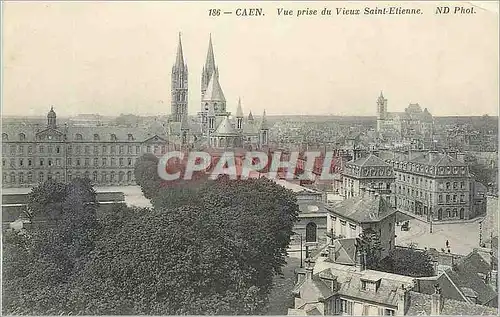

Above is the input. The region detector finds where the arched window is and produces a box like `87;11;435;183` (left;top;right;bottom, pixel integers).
19;133;26;141
119;171;124;182
127;171;132;181
110;134;117;141
2;133;8;141
18;172;24;184
84;171;90;179
306;222;317;242
93;134;100;141
75;133;83;140
93;171;98;182
39;172;44;183
460;208;465;219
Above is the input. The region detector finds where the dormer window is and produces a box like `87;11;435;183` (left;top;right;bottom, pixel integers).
128;134;134;141
110;134;117;141
360;278;381;292
75;133;83;141
2;133;8;141
94;134;100;141
19;133;26;141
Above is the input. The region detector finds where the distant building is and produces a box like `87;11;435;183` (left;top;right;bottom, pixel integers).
376;92;434;148
2;108;169;188
166;34;268;150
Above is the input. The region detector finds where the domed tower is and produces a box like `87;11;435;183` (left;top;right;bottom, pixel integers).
47;106;57;129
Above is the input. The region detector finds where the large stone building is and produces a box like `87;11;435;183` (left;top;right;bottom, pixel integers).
387;151;475;221
2;34;271;189
2;108;169;188
166;34;269;150
376;92;434;148
341;153;395;200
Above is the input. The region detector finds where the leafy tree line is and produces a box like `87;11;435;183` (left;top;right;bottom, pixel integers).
3;154;299;315
358;228;434;277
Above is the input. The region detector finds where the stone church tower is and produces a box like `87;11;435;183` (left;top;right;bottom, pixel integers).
376;91;388;133
201;34;217;100
171;33;188;122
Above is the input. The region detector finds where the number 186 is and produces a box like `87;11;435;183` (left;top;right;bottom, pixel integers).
209;9;221;16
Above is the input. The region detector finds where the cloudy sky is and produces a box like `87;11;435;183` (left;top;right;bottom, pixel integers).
2;1;498;117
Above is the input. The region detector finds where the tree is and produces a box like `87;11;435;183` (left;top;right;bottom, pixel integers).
4;175;299;315
134;153;163;199
25;179;67;221
375;248;435;277
3;178;99;315
63;205;270;315
358;228;383;269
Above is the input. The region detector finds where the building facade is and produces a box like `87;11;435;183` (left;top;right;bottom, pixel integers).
2;108;170;188
341;153;395;200
326;192;397;258
387;151;473;221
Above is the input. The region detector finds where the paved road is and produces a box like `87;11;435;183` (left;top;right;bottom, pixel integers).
396;218;481;255
3;185;153;208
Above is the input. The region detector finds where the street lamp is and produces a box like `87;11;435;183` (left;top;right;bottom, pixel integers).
429;211;433;233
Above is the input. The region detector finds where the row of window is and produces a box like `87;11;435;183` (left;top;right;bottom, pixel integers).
334;298;395;316
2;144;167;156
3;157;137;168
3;171;135;185
396;199;466;219
1;132;139;142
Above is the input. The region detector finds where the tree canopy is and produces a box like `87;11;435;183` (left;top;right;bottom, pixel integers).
4;164;299;315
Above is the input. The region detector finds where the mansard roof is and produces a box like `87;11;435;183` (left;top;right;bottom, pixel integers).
349;153;391;168
326;193;395;224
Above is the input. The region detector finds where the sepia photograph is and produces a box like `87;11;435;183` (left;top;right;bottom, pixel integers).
1;1;499;315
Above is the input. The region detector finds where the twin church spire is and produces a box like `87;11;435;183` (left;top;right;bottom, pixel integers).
170;34;263;129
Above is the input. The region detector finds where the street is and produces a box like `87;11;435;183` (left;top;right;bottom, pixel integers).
395;218;482;255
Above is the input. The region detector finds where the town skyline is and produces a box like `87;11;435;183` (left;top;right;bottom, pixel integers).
3;1;498;117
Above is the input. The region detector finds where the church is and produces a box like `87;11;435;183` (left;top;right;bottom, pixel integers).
166;34;269;151
376;91;434;148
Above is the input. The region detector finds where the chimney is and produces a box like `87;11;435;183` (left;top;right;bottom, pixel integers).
305;258;314;281
396;285;409;316
328;243;337;262
356;250;366;271
428;150;438;162
430;284;444;316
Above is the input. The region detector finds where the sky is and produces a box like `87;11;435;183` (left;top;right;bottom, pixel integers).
2;1;499;117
